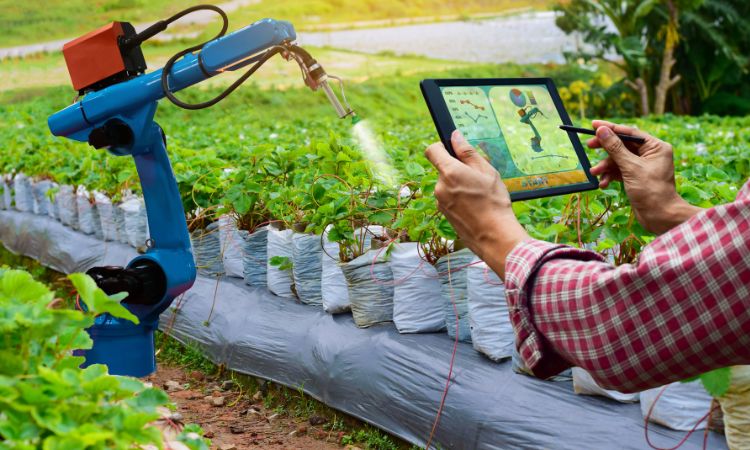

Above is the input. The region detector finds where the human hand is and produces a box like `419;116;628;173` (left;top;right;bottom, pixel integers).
588;120;702;235
425;130;528;279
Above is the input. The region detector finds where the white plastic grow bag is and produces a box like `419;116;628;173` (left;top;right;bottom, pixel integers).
390;242;444;333
13;173;34;213
435;248;476;343
572;367;640;403
291;232;323;306
218;215;244;279
466;262;513;361
190;221;225;277
266;227;295;298
341;248;394;328
56;184;78;229
239;225;268;287
641;380;713;431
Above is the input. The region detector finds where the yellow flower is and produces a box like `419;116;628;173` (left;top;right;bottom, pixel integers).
595;74;613;88
569;80;589;97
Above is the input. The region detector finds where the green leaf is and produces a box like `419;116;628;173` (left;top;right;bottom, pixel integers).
68;273;139;324
698;367;732;397
405;161;425;178
436;218;457;240
269;256;293;271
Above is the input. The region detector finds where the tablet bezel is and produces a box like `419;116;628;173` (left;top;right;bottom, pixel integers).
420;77;599;201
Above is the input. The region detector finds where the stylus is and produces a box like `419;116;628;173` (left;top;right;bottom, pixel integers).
559;125;646;144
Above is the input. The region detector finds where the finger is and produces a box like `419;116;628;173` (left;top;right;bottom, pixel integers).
592;120;650;137
590;157;623;181
596;126;637;169
424;142;459;173
589;157;612;175
591;119;616;130
451;130;492;172
599;173;610;188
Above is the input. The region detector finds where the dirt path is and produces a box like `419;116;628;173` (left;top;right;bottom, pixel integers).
146;365;343;450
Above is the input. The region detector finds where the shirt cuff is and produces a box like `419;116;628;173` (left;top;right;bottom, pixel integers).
504;238;607;380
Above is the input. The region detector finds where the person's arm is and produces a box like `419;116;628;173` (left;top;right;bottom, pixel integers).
424;130;528;279
588;121;704;234
506;193;750;392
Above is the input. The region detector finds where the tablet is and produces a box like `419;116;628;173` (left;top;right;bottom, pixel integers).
421;78;598;201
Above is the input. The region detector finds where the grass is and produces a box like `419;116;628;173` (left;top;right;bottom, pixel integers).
0;0;555;48
0;42;473;93
0;0;185;47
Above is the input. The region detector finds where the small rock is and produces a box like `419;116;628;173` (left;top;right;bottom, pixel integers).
229;425;244;434
210;396;225;407
313;430;327;440
252;391;263;402
203;430;215;439
296;425;308;435
219;444;237;450
163;380;182;392
309;415;328;426
221;380;235;390
190;370;205;381
204;395;213;401
173;390;201;400
245;406;261;416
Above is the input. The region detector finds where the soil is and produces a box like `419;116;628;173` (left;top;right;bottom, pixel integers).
146;364;344;450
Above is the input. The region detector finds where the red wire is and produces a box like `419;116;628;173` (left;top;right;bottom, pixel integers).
425;253;460;450
644;385;718;450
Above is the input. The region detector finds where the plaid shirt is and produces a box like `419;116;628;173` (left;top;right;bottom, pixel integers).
505;179;750;393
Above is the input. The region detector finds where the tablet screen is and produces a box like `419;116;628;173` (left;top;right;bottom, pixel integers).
439;84;590;193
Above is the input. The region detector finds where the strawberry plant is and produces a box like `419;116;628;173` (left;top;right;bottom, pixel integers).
0;269;209;449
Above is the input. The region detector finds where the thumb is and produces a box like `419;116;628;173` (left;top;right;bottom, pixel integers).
596;126;637;169
451;130;491;172
425;141;460;173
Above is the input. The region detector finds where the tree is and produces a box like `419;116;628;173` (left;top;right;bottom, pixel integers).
555;0;704;116
672;0;750;115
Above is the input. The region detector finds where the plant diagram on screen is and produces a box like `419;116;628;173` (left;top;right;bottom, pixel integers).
441;84;587;192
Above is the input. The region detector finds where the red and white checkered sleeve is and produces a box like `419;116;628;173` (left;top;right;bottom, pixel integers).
736;178;750;200
504;239;608;380
505;192;750;392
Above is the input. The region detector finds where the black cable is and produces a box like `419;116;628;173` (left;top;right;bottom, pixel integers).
157;4;235;110
122;4;228;50
158;5;291;110
162;47;282;110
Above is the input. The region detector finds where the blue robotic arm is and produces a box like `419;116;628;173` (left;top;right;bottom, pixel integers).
49;13;354;377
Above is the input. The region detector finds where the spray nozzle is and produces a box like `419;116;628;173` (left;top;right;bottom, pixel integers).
278;44;356;120
319;76;356;120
